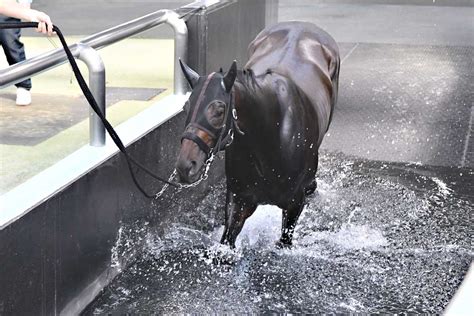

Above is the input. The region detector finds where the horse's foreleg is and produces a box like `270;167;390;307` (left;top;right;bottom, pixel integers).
220;200;257;248
222;188;231;238
304;153;319;196
304;179;317;196
278;191;305;247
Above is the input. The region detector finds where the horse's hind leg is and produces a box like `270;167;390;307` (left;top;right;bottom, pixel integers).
278;191;305;248
220;201;257;248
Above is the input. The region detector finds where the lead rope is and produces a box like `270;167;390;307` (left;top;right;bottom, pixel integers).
0;22;186;198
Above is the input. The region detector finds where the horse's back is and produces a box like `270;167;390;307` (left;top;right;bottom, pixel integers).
246;22;339;74
245;21;340;146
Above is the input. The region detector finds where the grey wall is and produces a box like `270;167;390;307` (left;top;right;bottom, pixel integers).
183;0;269;75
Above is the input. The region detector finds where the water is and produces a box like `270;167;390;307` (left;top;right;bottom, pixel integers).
84;152;473;314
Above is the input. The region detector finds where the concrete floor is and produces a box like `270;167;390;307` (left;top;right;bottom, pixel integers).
31;0;190;38
279;0;474;46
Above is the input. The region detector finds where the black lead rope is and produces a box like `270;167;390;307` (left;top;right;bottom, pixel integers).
0;22;180;198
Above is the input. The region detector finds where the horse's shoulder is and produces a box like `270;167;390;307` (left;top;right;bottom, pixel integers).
256;72;303;113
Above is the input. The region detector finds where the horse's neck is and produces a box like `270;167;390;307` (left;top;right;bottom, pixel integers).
234;73;259;131
235;70;266;115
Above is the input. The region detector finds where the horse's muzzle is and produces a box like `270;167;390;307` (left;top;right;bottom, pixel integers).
176;157;199;184
176;139;207;184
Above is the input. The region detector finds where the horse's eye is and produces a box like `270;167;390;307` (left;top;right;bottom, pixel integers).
206;101;226;128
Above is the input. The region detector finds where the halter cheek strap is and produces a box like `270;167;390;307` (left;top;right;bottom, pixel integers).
182;131;211;155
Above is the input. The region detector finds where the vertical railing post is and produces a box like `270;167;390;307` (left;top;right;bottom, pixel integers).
163;10;188;95
76;44;106;147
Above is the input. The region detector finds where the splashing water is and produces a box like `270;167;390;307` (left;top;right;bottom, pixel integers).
85;152;472;314
431;176;453;198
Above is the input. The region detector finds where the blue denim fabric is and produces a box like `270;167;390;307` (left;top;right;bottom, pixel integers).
0;15;32;90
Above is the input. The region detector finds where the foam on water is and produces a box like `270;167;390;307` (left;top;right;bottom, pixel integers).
431;176;453;197
297;223;388;250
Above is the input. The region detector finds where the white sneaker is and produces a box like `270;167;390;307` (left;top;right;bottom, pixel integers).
16;87;32;106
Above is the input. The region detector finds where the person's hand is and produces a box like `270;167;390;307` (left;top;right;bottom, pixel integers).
19;2;31;9
28;9;53;36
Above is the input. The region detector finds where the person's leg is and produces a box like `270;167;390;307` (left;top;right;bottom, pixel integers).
0;17;32;90
0;15;32;105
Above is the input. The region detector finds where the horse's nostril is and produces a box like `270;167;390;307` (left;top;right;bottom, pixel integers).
176;158;190;179
176;158;199;183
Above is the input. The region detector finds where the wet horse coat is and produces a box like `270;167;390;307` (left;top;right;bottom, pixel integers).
176;22;340;247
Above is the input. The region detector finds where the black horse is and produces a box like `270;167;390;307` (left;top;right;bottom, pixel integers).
176;21;340;248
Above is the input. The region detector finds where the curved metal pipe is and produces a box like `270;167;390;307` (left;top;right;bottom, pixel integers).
0;9;187;95
164;10;188;95
76;44;106;147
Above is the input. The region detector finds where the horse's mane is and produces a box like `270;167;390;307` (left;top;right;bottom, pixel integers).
233;68;286;127
236;68;275;101
236;69;259;92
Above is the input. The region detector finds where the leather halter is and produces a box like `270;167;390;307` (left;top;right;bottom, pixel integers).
181;73;243;157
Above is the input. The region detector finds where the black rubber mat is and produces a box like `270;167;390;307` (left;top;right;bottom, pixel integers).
321;43;474;168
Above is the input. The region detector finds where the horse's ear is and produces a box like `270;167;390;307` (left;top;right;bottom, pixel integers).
223;60;237;93
179;58;199;89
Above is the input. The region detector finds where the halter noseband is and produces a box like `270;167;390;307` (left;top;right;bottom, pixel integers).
181;72;243;157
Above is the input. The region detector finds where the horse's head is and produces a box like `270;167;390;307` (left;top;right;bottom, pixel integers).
176;60;238;184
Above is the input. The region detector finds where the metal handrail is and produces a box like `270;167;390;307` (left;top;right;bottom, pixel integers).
0;9;188;94
0;9;188;146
